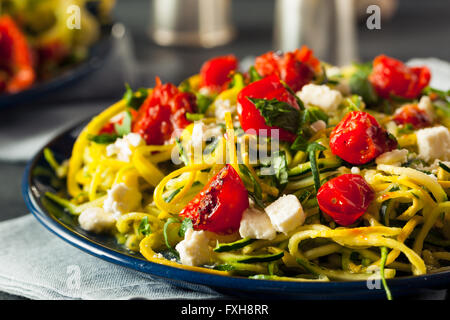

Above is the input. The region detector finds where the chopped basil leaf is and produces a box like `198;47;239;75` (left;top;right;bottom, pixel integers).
164;187;181;203
291;133;309;151
138;216;152;236
238;164;264;208
280;81;305;110
123;83;148;110
87;133;119;144
175;138;189;165
306;142;327;193
178;79;191;93
178;218;193;238
302;106;328;124
397;123;414;135
203;137;220;155
163;217;181;255
439;162;450;173
248;97;300;133
186;112;204;121
228;72;245;89
248;66;262;83
196;93;214;114
114;110;132;137
349;67;378;106
272;150;289;190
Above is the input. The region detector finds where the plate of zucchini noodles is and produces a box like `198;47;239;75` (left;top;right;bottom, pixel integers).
23;47;450;299
0;0;115;108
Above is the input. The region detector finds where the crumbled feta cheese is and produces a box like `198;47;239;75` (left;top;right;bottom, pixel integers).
214;99;236;120
78;207;115;233
239;207;276;240
310;120;327;132
106;133;144;162
191;122;206;149
190;122;223;150
350;167;361;175
103;182;142;217
265;194;305;234
417;96;435;122
364;169;378;185
416;126;450;161
375;149;409;166
175;229;212;266
297;84;343;114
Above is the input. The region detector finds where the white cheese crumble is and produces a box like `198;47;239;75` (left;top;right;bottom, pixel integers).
310;120;327;132
190;122;223;150
297;84;343;114
239;206;276;240
78;207;115;233
214;98;236;121
175;228;212;266
265;194;305;234
106;133;144;162
103;182;142;217
350;167;361;175
375;149;409;166
417;96;435;122
415;126;450;161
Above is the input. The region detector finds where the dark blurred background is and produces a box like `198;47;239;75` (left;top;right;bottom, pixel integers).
115;0;450;90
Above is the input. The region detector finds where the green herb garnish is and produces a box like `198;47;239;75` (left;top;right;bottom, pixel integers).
248;97;300;134
138;216;152;236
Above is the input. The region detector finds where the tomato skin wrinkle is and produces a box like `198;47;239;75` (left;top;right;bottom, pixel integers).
132;81;196;145
330;111;397;165
237;74;300;142
369;55;430;100
393;103;432;129
254;46;320;92
0;15;35;93
200;55;238;93
317;174;374;226
179;164;249;234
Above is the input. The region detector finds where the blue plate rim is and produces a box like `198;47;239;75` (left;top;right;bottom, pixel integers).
21;121;450;297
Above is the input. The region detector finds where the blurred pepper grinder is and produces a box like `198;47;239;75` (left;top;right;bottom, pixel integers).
150;0;235;48
274;0;358;66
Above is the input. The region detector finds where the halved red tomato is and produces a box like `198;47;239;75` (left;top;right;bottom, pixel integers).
254;46;320;92
317;174;374;226
200;55;238;93
237;74;301;142
132;78;196;145
179;164;249;234
369;55;430;100
329;111;397;165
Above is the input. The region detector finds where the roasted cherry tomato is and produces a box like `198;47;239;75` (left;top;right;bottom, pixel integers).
0;15;35;93
132;78;196;145
393;103;432;129
200;55;238;93
317;174;374;226
179;164;249;233
330;111;397;165
369;55;431;100
99;109;138;135
237;74;301;142
254;46;320;92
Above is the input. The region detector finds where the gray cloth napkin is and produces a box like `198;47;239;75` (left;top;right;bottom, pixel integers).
0;214;229;300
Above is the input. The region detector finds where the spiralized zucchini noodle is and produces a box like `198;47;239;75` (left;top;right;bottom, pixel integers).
43;50;450;298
